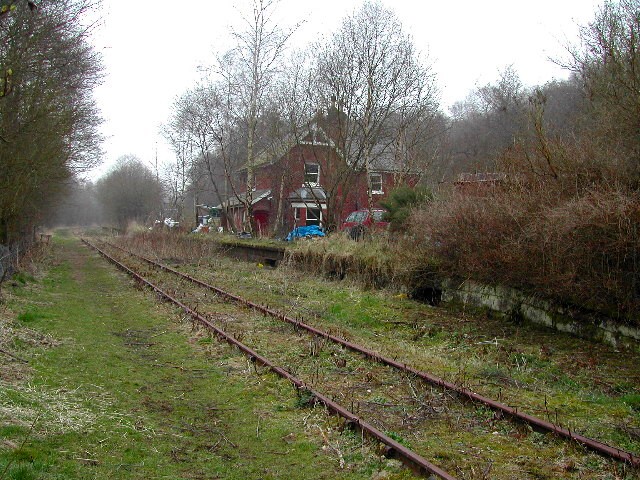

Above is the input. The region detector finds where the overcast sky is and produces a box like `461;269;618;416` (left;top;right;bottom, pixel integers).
88;0;603;181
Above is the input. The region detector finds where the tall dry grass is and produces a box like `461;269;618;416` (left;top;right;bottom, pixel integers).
286;232;398;288
115;230;223;263
410;138;640;321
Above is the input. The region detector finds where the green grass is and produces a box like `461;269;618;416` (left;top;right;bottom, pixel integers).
16;308;47;323
213;233;286;250
621;394;640;411
11;272;35;285
0;236;400;479
326;292;388;329
104;232;640;478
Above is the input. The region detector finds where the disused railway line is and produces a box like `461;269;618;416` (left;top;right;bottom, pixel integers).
84;239;640;477
83;238;456;479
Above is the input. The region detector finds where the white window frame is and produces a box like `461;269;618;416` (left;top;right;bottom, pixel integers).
306;206;322;226
294;207;302;222
291;202;327;210
306;207;322;221
370;172;383;194
304;163;320;187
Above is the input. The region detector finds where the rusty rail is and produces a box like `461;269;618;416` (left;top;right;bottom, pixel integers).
102;239;640;468
83;239;456;480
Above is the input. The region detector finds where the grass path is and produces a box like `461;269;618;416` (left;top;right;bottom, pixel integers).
0;236;400;479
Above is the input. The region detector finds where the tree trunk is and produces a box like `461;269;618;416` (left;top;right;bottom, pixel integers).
274;173;285;234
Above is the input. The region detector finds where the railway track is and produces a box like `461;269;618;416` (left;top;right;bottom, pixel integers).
84;238;455;479
84;238;640;478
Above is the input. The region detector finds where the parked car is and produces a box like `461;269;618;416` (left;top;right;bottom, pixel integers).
341;209;388;239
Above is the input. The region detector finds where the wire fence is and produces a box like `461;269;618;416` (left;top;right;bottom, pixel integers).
0;241;26;283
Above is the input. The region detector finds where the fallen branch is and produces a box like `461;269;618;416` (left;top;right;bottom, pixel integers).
149;330;168;338
151;362;209;372
0;347;28;363
74;457;100;466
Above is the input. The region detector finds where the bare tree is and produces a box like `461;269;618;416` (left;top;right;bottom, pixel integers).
164;84;231;226
266;49;338;232
314;0;440;216
0;0;103;245
562;0;640;175
162;120;192;223
446;66;528;175
533;76;586;138
96;155;163;230
216;0;298;233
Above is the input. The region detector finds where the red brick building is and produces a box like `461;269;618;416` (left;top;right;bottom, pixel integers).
222;111;419;235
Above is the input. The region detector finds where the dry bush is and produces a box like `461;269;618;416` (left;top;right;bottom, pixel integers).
116;230;223;263
287;233;398;288
410;190;527;285
528;188;640;317
410;177;640;321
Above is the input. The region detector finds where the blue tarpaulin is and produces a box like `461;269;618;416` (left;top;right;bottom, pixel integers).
285;225;325;241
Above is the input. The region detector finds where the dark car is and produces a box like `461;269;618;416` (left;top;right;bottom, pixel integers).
341;209;388;239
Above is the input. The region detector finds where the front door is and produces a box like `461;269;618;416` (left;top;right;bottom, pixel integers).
254;211;269;234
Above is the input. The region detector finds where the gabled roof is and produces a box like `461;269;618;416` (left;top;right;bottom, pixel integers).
298;122;333;146
219;189;272;208
238;124;336;173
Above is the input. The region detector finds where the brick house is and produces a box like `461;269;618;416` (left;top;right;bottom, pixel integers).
453;172;506;195
221;109;420;235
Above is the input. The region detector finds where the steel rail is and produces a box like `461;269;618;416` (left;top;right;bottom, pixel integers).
83;239;456;480
102;239;640;468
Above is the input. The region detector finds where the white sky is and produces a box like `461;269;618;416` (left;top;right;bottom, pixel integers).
88;0;602;181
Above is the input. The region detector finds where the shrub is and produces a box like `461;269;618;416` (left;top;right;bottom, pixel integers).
409;182;640;322
117;230;223;263
380;186;434;232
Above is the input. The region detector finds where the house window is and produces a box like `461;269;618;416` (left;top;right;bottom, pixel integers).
370;173;383;194
306;207;322;227
304;163;320;186
294;207;302;222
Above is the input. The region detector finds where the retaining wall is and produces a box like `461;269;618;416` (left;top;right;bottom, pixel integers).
441;279;640;351
215;241;640;351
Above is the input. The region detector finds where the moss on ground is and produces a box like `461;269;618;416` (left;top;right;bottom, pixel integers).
122;236;640;478
0;235;406;479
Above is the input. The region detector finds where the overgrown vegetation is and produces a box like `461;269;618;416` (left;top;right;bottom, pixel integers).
403;0;640;322
380;186;434;232
1;235;399;479
287;233;399;289
114;230;640;478
0;0;102;245
411;183;640;321
119;229;225;262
